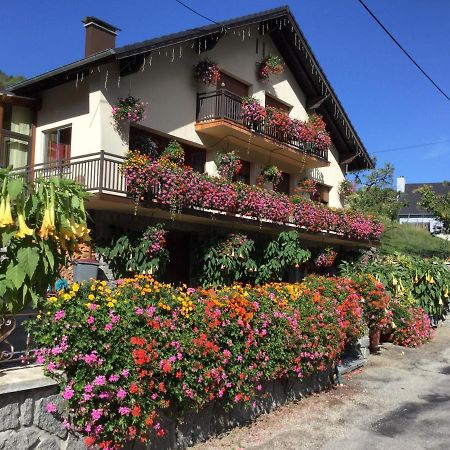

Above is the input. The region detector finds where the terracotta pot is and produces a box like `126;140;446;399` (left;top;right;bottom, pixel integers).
369;328;381;353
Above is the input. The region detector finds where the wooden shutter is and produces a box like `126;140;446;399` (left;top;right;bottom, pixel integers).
218;72;249;98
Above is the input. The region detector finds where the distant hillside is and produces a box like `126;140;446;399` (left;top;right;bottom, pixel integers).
0;70;25;89
380;222;450;259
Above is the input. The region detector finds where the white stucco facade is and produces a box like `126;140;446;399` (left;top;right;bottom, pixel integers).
33;25;347;207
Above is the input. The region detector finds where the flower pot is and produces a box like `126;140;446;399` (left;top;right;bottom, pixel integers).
73;258;99;282
369;328;381;353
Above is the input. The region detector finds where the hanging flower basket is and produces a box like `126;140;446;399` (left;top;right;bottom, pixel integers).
159;140;185;166
216;151;242;181
194;59;221;85
112;96;147;126
297;178;317;195
339;179;356;197
258;165;282;188
258;54;284;81
315;248;337;268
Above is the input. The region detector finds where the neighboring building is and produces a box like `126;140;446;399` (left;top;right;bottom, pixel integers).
397;176;450;239
2;7;377;283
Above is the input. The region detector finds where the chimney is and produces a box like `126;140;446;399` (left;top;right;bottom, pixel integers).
82;17;120;57
397;176;405;193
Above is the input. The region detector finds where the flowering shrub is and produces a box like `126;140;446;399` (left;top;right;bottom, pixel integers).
194;60;221;85
32;274;369;449
390;300;434;347
315;248;337;268
258;165;282;188
216;151;242;181
112;96;147;126
241;97;266;127
258;54;284;80
351;274;392;331
121;152;384;241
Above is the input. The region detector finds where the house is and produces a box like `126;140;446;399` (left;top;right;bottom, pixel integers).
397;176;450;239
2;7;379;283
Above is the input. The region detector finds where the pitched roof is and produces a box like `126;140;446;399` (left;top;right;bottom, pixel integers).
399;182;450;216
8;6;372;170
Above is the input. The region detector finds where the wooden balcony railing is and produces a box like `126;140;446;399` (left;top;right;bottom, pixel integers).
12;151;127;194
196;90;328;161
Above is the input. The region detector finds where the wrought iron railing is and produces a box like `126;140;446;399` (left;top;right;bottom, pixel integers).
12;151;127;194
196;90;328;161
0;312;37;366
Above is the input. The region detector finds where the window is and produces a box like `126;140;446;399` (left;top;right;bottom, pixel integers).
311;183;330;205
235;160;250;185
45;127;72;163
265;94;291;113
217;72;249;97
0;104;33;169
275;172;290;195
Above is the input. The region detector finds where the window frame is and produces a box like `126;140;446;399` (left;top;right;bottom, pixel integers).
43;125;72;164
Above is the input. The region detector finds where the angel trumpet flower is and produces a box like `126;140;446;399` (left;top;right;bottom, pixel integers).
0;195;15;228
16;211;34;238
38;207;55;240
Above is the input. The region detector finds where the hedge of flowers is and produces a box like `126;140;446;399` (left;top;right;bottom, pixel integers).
122;152;383;241
32;272;436;448
33;274;369;449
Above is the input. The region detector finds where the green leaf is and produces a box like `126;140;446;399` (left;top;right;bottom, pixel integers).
17;247;40;278
6;263;26;289
7;178;24;201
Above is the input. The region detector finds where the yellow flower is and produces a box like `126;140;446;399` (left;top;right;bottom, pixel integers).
88;294;95;301
48;296;57;303
107;301;115;307
72;283;79;293
38;207;55;240
37;314;42;320
15;210;33;238
0;195;14;228
63;293;71;301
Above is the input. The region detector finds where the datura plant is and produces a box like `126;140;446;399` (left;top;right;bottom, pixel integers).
0;168;90;314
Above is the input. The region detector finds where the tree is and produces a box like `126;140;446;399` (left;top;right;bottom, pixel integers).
0;168;90;313
345;163;405;221
416;182;450;234
0;70;25;89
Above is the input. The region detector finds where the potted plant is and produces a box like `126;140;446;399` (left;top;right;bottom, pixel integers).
216;151;242;181
112;96;147;127
314;248;337;268
194;59;221;85
258;54;284;81
159;140;185;166
296;178;317;198
258;165;282;189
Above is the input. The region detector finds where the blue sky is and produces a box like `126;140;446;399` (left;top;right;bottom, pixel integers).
2;0;450;183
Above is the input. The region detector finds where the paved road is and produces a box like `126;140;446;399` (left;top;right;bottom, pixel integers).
193;320;450;450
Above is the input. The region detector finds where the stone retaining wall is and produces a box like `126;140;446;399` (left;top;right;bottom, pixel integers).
0;366;333;450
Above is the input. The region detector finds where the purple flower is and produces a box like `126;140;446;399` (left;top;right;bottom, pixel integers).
62;385;74;400
116;388;127;400
91;408;103;421
54;310;65;321
109;374;119;382
87;316;95;325
93;375;106;386
122;369;129;378
46;402;57;413
118;406;130;416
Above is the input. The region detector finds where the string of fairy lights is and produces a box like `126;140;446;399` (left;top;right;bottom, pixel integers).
69;14;370;167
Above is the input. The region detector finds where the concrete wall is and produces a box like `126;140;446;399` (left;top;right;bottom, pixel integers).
33;26;346;207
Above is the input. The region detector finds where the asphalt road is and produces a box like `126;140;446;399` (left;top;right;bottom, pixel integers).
193;319;450;450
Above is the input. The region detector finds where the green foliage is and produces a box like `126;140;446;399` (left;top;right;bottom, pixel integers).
347;163;405;221
0;70;25;88
199;233;257;287
340;252;450;321
380;221;450;259
416;183;450;234
160;140;185;165
0;169;90;313
256;231;310;284
97;224;168;279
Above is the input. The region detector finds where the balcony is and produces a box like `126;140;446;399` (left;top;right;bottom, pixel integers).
195;90;329;168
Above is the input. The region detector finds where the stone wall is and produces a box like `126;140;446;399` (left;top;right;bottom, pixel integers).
0;383;86;450
0;365;333;450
